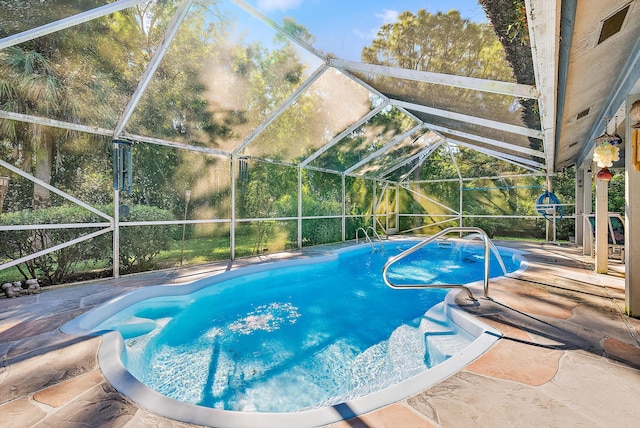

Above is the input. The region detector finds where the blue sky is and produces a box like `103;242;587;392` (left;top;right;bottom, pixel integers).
244;0;488;60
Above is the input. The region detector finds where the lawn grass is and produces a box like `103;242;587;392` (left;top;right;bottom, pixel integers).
1;231;571;286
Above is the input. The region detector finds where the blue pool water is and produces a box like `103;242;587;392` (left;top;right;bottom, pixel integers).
88;240;521;413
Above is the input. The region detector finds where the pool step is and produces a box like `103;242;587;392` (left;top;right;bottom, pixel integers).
425;333;473;366
418;303;456;335
388;324;427;373
420;303;474;366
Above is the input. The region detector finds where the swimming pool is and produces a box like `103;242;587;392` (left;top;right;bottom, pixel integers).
63;239;523;427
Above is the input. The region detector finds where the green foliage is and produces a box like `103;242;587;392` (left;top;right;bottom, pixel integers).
301;217;342;247
608;171;625;213
116;205;177;273
0;205;109;284
506;0;530;46
0;204;176;284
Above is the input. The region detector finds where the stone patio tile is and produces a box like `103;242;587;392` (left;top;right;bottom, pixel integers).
569;302;627;331
0;308;87;343
542;352;640;427
0;336;99;405
476;316;533;341
328;403;436;428
0;397;47;428
0;320;22;336
37;284;114;302
468;299;591;350
549;277;612;298
603;337;640;368
1;242;638;428
490;286;576;320
33;369;104;408
127;408;207;427
5;330;89;361
39;382;138;427
561;305;634;350
407;371;599;427
466;339;562;386
78;286;137;308
0;296;40;320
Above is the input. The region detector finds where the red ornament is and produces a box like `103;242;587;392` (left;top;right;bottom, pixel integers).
597;167;613;181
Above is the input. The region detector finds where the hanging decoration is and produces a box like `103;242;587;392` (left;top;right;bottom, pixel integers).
632;129;640;171
596;167;613;181
594;131;622;145
113;139;133;194
593;117;621;180
238;157;248;194
593;142;620;168
630;102;640;171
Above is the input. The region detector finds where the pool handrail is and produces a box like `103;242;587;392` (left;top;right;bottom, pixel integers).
356;226;383;251
355;227;371;246
367;226;385;250
382;227;507;300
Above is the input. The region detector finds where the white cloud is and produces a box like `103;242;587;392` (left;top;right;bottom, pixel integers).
375;9;399;24
353;9;397;43
256;0;303;12
353;28;378;40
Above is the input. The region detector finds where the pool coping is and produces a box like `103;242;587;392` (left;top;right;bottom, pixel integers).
95;295;501;428
62;241;509;427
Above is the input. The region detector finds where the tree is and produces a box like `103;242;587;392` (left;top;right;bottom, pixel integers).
362;10;513;78
0;46;81;207
360;9;520;180
0;1;149;207
479;0;540;144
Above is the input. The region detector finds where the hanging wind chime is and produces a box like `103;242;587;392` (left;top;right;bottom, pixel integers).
592;118;622;181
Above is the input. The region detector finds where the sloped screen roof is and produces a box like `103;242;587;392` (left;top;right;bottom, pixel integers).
0;0;545;179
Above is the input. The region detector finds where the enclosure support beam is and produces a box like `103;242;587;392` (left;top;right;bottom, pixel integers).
626;95;640;317
392;100;544;140
385;185;390;234
344;124;425;174
0;0;148;50
231;155;237;260
448;143;464;230
330;59;538;99
113;0;194;137
298;167;303;249
575;167;585;246
424;122;545;159
235;65;328;155
448;139;546;170
0;160;111;221
386;141;443;180
113;188;120;278
372;180;377;229
595;173;608;273
301;102;389;167
341;174;346;242
395;184;400;234
582;167;593;255
449;140;544;174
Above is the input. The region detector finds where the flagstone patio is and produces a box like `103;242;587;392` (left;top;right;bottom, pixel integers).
2;241;639;427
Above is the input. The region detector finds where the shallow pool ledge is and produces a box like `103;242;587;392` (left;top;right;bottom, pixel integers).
94;289;502;428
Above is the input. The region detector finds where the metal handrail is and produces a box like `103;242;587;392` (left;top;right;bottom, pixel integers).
356;227;373;250
367;226;385;250
382;227;507;300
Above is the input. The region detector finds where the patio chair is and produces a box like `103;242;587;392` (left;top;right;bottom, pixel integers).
586;213;625;260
